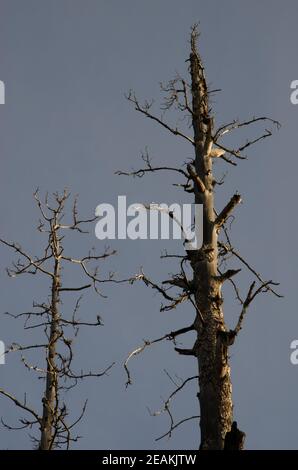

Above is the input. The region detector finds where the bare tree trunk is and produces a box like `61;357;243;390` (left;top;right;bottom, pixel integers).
40;223;61;450
188;33;233;449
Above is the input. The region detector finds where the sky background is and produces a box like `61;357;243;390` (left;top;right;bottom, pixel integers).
0;0;297;450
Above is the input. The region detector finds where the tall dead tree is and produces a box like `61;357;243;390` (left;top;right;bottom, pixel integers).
0;190;117;449
119;25;281;449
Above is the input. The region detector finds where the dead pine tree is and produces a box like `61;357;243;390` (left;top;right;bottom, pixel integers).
0;190;118;450
118;25;282;450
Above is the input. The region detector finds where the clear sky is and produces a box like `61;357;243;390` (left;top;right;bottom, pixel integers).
0;0;297;450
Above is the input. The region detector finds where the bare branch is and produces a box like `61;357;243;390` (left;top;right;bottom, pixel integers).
174;347;196;356
215;194;242;230
0;239;54;278
115;148;189;179
124;325;195;386
218;239;282;298
228;280;277;343
155;415;200;441
187;164;206;193
59;284;92;292
0;389;40;424
126;91;194;145
214;269;242;284
214;116;280;141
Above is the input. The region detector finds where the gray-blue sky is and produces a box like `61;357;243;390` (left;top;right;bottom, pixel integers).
0;0;297;449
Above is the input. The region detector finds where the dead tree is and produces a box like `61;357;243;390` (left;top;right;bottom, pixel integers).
0;190;117;449
118;25;281;450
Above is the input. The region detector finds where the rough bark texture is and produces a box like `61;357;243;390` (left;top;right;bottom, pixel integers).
189;33;233;450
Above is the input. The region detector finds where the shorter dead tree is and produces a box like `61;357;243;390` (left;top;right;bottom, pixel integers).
0;190;117;449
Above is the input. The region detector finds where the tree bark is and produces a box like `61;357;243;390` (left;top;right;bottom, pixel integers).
189;33;233;450
40;230;60;450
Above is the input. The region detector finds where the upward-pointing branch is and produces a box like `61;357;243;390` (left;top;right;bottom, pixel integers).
215;194;242;231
